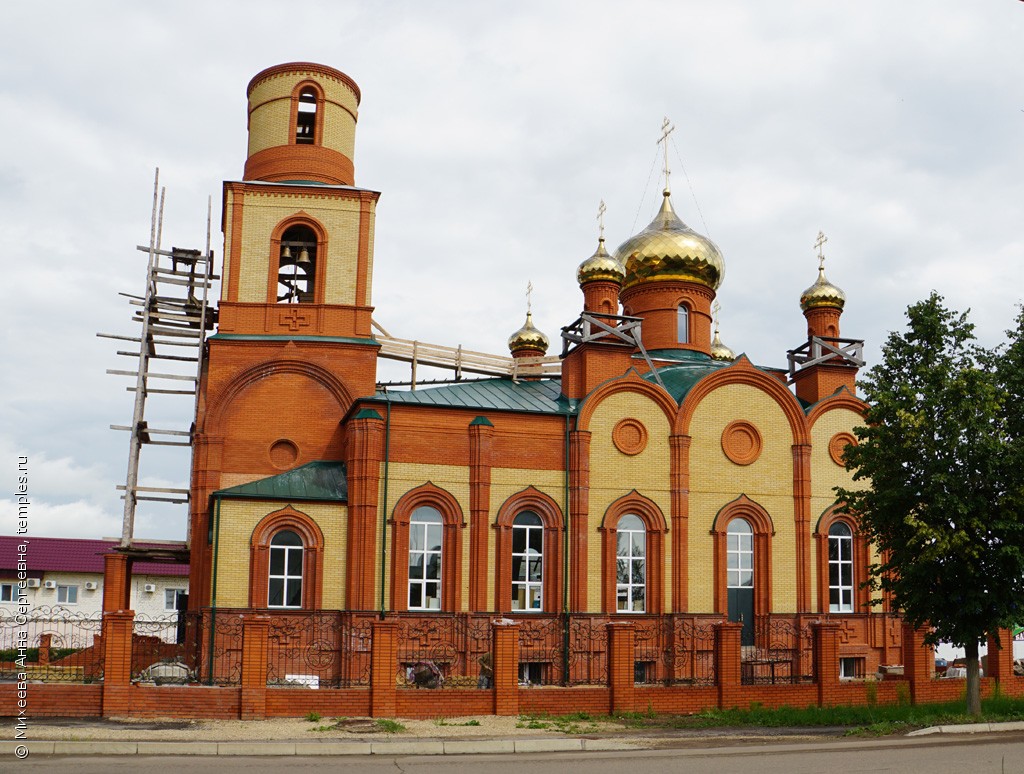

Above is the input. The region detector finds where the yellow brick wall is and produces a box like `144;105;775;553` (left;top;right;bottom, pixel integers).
220;188;234;302
213;499;347;609
235;191;365;304
247;69;358;158
687;383;796;613
587;392;673;614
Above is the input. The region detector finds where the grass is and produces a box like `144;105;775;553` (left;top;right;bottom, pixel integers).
304;711;322;723
375;718;406;734
436;718;482;727
517;711;599;735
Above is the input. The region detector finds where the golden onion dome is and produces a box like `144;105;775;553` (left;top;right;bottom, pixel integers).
800;266;846;311
710;329;736;362
507;312;550;355
576;237;625;286
616;191;725;292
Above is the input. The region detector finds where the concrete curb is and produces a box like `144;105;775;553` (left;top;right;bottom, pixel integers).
907;721;1024;737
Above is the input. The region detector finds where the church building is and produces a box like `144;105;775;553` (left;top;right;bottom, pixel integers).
187;61;895;683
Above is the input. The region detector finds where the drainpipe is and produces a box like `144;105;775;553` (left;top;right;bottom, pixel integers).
207;494;222;685
379;394;392;619
562;406;572;685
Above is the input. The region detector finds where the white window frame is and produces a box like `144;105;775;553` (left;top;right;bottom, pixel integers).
511;512;544;612
677;304;690;344
268;530;304;609
0;583;15;602
727;518;753;589
829;522;854;613
408;506;443;610
57;585;79;605
164;587;187;611
616;514;646;613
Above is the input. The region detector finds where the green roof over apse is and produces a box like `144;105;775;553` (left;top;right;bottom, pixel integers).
372;377;572;415
214;461;347;502
640;352;787;405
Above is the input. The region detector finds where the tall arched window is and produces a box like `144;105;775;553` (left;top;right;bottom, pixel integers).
512;512;544;611
677;304;690;344
616;514;646;612
726;518;754;644
828;522;854;612
268;530;303;608
277;225;318;303
408;506;443;610
296;88;317;144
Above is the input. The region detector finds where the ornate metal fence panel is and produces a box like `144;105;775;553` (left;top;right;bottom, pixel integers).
395;613;491;688
662;615;717;686
132;611;201;682
743;616;815;685
516;615;565;685
198;610;243;685
0;606;104;683
265;610;372;688
566;615;608;685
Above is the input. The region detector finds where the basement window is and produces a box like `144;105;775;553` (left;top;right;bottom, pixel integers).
840;657;865;679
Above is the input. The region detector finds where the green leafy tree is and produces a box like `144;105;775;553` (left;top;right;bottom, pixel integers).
837;293;1024;716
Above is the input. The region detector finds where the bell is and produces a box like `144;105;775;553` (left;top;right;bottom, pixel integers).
297;247;311;264
281;245;292;260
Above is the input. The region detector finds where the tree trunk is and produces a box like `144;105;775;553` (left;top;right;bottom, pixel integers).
965;639;982;716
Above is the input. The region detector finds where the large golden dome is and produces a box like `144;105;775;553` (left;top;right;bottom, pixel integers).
507;312;550;355
616;191;725;292
577;237;625;286
800;267;846;311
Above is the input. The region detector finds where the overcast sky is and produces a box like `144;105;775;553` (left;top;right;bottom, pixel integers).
1;1;1021;543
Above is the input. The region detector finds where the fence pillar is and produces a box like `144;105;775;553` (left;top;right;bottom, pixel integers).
901;623;934;704
37;633;52;666
607;622;636;714
371;620;399;718
986;628;1015;686
240;615;270;720
102;553;132;612
492;620;520;716
813;621;840;707
101;610;135;717
715;621;743;709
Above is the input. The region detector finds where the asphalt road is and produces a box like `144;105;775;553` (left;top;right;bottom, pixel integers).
7;734;1024;773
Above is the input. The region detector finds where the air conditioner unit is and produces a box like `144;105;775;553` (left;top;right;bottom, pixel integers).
43;580;57;589
143;583;157;593
84;581;98;591
26;578;40;588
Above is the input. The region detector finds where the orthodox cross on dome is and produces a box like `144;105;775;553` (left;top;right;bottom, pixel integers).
814;230;829;271
657;117;676;193
526;280;533;314
712;300;722;335
597;199;607;240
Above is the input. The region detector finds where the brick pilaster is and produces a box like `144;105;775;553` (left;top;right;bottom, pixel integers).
102;553;132;612
715;621;743;709
371;620;398;718
492;620;520;716
346;414;385;609
813;621;840;706
901;623;934;704
469;419;494;611
986;628;1015;684
569;430;591;612
791;444;812;612
101;610;135;717
607;622;636;714
669;434;691;611
240;615;270;720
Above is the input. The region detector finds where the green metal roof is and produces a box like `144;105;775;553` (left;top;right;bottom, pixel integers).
214;461;347;502
373;377;570;415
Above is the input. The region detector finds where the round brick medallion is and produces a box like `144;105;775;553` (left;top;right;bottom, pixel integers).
721;421;762;466
269;439;299;469
612;418;648;456
829;432;858;467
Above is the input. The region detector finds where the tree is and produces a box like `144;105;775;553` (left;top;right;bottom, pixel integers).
837;293;1024;716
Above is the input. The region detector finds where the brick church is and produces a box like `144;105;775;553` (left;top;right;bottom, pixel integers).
186;61;898;683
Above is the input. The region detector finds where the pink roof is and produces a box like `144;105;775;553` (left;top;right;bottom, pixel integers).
0;536;189;577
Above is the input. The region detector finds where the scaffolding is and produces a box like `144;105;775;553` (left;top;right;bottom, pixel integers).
98;170;217;549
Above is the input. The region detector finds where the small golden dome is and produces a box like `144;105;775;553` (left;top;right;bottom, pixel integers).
577;237;625;286
508;312;550;355
710;329;735;361
616;191;725;292
800;266;846;311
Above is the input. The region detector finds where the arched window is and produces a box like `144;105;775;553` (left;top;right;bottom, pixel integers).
726;518;754;643
296;88;317;144
677;304;690;344
512;512;544;611
828;522;854;612
616;514;646;612
268;530;303;608
408;506;443;610
277;225;318;304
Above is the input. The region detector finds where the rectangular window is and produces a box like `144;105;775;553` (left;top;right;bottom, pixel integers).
164;588;187;611
840;657;864;679
518;662;545;686
0;583;15;602
57;585;78;604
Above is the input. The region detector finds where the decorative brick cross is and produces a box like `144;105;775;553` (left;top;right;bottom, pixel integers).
279;307;310;332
